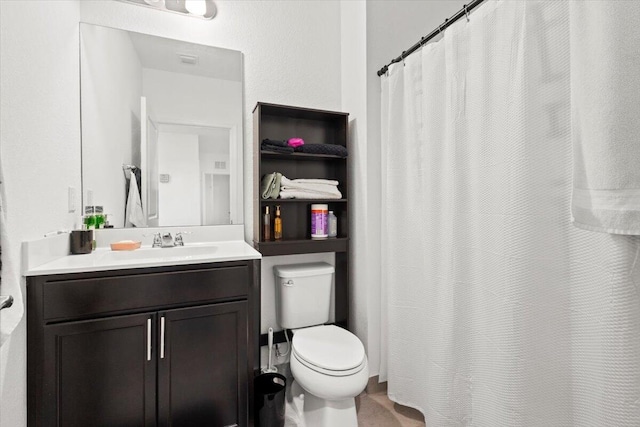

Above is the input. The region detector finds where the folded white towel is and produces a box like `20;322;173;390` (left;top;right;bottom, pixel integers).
279;189;343;200
281;182;341;193
125;171;147;228
281;177;339;186
570;1;640;234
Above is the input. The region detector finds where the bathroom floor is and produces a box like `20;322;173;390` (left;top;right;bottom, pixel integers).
356;391;426;427
279;363;425;427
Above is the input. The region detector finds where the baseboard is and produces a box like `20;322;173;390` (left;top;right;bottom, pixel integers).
365;375;388;394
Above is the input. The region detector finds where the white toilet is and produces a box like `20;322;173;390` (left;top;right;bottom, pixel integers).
274;262;368;427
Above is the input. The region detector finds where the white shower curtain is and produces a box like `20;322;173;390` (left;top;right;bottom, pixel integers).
380;1;640;425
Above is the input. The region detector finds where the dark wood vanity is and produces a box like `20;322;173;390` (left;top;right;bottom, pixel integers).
27;259;260;427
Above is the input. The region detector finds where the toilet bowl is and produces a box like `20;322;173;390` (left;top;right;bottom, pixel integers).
273;263;368;426
289;325;369;426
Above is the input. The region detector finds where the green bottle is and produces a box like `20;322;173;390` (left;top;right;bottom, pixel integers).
83;206;96;229
94;206;105;229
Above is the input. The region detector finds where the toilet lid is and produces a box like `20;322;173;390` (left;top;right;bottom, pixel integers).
292;325;365;372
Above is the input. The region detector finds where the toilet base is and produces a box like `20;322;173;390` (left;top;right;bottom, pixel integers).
291;381;358;427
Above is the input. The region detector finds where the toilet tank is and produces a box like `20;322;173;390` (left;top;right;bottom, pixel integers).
274;262;334;329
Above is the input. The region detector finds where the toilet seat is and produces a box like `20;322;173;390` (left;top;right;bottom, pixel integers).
292;325;366;377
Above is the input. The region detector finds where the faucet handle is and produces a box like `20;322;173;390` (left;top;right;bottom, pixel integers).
143;232;163;247
174;231;187;246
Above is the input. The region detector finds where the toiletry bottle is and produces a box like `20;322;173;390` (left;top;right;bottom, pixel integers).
328;211;337;238
103;214;114;228
83;206;95;230
83;206;96;250
263;206;272;241
274;205;283;241
94;206;105;229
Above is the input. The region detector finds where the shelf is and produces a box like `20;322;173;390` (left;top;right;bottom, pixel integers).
253;102;349;121
254;102;350;330
260;150;347;161
260;198;347;204
254;238;348;256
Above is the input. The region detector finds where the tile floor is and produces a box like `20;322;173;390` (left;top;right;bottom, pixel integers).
356;391;425;427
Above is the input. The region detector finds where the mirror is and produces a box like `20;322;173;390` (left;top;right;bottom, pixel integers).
80;23;243;228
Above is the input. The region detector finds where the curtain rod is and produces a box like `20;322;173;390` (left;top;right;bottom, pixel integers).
377;0;486;77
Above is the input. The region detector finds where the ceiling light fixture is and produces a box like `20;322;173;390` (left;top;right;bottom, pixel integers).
116;0;216;20
184;0;207;16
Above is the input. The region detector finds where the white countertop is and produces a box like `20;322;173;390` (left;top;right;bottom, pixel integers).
23;225;261;276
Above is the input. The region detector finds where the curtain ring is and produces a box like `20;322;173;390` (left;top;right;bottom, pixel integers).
439;19;447;35
464;4;470;22
401;51;407;66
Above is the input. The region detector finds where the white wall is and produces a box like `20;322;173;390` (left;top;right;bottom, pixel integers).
157;132;201;226
81;24;143;228
0;2;82;426
143;68;241;127
339;0;369;378
0;2;343;425
199;132;230;175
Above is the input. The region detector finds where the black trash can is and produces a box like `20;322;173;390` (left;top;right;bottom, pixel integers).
255;372;286;427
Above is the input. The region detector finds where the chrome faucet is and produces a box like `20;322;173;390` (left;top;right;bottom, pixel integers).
161;232;175;247
151;232;175;248
150;231;187;248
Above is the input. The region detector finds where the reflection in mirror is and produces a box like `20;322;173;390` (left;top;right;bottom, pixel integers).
80;23;243;228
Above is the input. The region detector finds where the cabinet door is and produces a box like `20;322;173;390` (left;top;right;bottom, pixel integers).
158;302;248;427
43;313;156;427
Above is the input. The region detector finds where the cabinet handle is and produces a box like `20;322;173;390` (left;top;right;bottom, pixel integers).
146;318;152;361
160;316;166;359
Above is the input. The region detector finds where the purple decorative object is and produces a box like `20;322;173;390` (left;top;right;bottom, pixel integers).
288;137;305;148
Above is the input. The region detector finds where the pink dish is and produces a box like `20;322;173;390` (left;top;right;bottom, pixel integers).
110;240;142;251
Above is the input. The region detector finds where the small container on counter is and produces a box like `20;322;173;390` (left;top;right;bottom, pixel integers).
94;206;105;229
83;206;95;229
70;230;93;254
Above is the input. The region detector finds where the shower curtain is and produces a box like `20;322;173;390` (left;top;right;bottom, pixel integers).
380;1;640;425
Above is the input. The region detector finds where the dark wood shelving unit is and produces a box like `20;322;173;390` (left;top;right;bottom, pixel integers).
259;198;348;204
253;102;350;345
260;150;346;160
255;237;349;256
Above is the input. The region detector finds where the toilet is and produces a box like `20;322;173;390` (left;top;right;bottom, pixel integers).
274;262;368;427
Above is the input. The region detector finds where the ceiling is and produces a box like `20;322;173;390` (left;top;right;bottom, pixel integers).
129;31;242;82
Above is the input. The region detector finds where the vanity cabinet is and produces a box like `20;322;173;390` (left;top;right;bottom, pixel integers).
28;260;260;427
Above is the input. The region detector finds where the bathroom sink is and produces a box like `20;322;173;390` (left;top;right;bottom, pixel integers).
24;226;262;276
100;244;218;262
